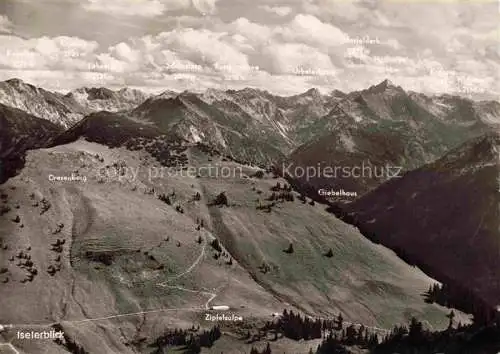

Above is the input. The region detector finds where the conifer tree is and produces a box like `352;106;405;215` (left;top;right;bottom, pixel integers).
447;310;455;329
336;313;344;330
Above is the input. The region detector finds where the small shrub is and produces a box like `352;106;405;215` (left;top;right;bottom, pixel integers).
212;192;228;206
324;248;334;258
252;171;264;179
259;262;271;274
210;238;222;252
40;198;51;214
271;182;281;191
283;243;294;254
158;193;171;205
0;205;11;215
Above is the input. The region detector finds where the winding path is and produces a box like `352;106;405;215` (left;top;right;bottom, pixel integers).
3;230;216;330
156;230;219;310
158;231;208;285
2;226;396;351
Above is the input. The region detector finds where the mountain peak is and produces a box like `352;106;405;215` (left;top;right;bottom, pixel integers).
380;79;395;87
232;87;269;96
154;90;178;100
82;87;115;100
302;88;321;98
4;78;35;90
6;78;27;85
199;88;233;104
330;89;347;98
365;79;400;94
378;79;395;88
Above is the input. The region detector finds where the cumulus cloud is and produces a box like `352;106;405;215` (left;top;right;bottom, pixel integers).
83;0;168;17
275;14;350;48
0;35;99;70
82;0;219;16
0;0;497;100
157;29;250;72
0;15;13;34
110;42;142;63
262;42;336;75
303;0;367;22
259;5;293;16
221;14;351;57
191;0;220;14
384;39;402;50
224;18;272;45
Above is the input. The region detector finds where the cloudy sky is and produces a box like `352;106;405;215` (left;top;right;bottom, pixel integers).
0;0;498;98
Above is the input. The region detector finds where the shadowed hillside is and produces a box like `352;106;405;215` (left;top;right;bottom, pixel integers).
0;103;63;183
339;132;500;321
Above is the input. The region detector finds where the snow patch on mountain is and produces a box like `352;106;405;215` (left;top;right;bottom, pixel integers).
478;112;500;126
153;90;178;100
426;100;454;118
276;121;290;138
214;127;227;148
347;110;364;123
339;133;356;152
200;88;234;104
473;101;500;126
365;79;401;96
69;87;150;112
189;125;204;143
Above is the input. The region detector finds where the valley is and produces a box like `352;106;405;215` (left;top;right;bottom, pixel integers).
0;79;498;353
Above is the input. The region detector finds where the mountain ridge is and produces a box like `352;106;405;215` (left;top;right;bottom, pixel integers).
0;102;64;183
0;79;151;128
339;131;500;314
2;78;498;129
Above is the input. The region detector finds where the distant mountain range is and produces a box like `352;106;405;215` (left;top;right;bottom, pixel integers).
1;78;498;170
0;79;150;128
287;80;499;197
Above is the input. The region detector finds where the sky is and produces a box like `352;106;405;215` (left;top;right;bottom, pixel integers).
0;0;498;99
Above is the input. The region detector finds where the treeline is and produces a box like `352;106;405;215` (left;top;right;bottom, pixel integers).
424;282;497;325
318;323;379;349
326;202;499;326
373;316;500;354
315;315;500;354
276;309;323;340
250;342;272;354
151;325;221;353
257;310;379;349
267;191;295;202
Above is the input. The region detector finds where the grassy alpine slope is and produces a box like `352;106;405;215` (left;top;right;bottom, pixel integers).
0;136;463;353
